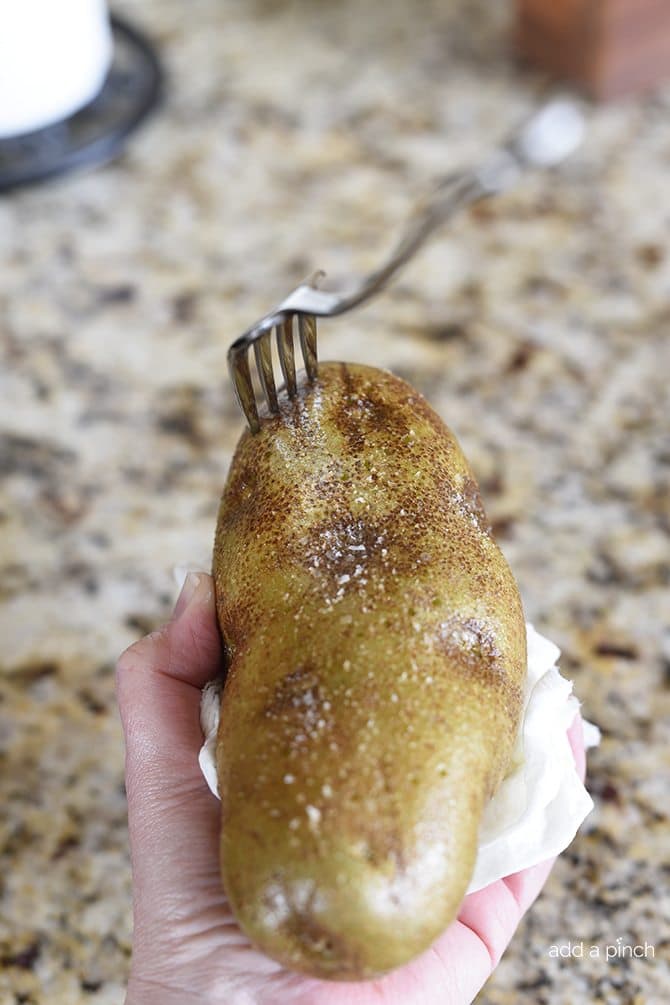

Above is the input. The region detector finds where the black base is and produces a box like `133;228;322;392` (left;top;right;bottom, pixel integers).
0;15;162;193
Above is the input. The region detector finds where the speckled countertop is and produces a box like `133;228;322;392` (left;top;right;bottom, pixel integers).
1;1;669;1002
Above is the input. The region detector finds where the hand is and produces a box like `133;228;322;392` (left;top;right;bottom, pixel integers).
117;572;587;1005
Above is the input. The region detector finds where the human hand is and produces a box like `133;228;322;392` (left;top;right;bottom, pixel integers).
116;572;587;1005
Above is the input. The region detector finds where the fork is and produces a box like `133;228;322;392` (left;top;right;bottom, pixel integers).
228;98;584;433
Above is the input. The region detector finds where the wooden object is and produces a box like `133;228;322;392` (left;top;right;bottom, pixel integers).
517;0;670;99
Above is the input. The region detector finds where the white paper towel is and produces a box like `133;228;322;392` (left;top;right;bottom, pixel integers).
197;623;599;893
467;624;599;892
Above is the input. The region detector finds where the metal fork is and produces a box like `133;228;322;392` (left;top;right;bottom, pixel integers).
228;98;584;432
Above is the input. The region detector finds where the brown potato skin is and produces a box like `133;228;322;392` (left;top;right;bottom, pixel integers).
212;362;526;980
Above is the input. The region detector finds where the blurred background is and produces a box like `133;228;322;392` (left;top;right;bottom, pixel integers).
1;0;668;1001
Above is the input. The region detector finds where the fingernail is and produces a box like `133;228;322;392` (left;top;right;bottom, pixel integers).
173;571;201;620
173;563;206;592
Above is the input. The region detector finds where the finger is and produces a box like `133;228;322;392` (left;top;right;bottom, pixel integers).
457;877;523;967
292;919;493;1005
115;573;224;907
567;708;586;782
116;572;222;786
500;855;556;923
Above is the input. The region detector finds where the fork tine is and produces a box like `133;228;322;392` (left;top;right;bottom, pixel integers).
276;316;297;397
298;314;318;380
228;346;259;433
253;329;278;413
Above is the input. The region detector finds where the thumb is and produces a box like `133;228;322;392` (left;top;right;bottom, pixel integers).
116;571;223;790
116;572;224;908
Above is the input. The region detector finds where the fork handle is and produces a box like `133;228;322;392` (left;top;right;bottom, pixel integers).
228;99;583;431
279;166;501;318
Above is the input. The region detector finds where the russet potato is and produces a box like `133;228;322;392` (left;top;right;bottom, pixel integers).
212;361;526;980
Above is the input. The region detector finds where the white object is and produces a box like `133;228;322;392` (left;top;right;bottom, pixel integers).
0;0;112;137
198;624;600;893
517;98;586;168
199;678;224;798
467;623;599;892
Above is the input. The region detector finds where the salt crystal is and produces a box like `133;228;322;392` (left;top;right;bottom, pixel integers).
306;805;321;829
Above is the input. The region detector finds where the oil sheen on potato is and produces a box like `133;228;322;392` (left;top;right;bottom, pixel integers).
212;361;526;980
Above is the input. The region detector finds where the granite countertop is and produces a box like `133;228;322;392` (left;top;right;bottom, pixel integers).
1;0;668;1002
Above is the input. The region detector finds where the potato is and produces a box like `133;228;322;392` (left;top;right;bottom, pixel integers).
212;361;526;980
